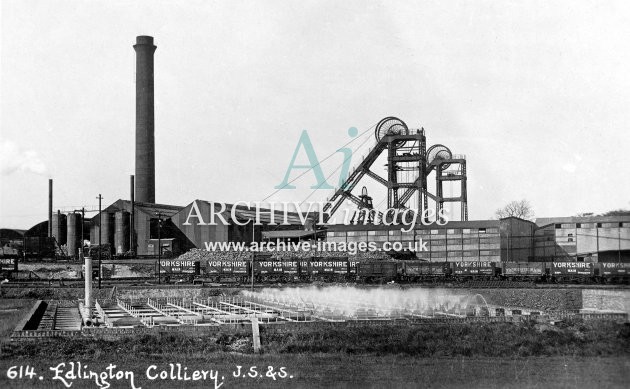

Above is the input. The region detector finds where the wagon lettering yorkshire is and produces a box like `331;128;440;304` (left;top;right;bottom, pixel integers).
160;260;196;267
455;262;493;268
552;263;592;268
601;263;630;269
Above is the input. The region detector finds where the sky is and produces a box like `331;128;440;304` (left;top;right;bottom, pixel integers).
1;0;629;229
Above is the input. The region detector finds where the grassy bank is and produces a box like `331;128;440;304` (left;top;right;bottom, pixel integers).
262;320;630;357
2;320;629;360
0;300;34;340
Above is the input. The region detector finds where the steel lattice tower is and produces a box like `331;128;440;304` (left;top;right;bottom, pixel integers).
323;117;468;223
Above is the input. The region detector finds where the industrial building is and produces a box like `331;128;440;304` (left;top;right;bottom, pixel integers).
3;35;628;264
324;215;630;262
325;217;534;262
88;200;182;256
534;216;630;262
45;199;319;257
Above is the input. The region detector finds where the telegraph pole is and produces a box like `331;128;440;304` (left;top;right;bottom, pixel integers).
155;211;164;284
81;208;85;257
96;195;103;289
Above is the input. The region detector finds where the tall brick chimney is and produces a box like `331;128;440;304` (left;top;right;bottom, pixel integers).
134;36;156;203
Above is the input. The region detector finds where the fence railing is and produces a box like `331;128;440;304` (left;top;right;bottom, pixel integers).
94;299;111;327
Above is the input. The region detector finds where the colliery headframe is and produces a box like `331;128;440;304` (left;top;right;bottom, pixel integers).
323;116;468;223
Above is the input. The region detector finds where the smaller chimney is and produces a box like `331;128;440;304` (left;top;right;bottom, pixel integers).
48;179;53;237
130;175;135;253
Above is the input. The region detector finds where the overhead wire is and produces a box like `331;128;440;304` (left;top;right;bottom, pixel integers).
260;120;380;202
298;128;375;207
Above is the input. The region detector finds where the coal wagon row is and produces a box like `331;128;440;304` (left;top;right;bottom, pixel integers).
160;258;630;284
5;256;627;284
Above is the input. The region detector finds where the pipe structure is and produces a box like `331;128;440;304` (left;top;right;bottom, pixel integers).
134;36;156;203
52;211;67;245
67;213;81;258
100;213;113;249
114;211;130;254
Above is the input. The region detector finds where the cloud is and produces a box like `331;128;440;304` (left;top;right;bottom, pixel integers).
0;139;48;176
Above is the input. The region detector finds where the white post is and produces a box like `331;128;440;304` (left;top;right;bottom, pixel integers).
251;318;261;353
85;256;93;312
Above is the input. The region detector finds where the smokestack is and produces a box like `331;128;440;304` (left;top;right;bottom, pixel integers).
48;179;53;237
134;36;156;203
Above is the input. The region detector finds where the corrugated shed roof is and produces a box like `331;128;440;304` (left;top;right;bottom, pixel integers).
92;199;184;221
0;228;26;239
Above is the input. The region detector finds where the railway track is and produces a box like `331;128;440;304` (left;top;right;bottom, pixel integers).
2;278;629;289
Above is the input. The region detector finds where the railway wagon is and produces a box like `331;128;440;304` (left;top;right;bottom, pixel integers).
549;262;593;282
254;260;301;283
309;257;350;282
206;260;249;283
501;262;546;282
0;257;18;278
357;261;397;283
595;262;630;283
159;259;200;282
400;261;450;282
452;261;499;280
